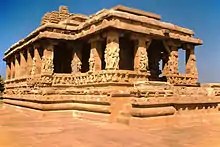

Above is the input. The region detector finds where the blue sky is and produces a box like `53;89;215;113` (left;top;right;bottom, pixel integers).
0;0;220;83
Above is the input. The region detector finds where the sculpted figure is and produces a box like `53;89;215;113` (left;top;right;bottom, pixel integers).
164;50;178;75
139;49;148;71
187;54;198;77
31;57;36;75
41;56;54;74
89;52;95;72
105;45;120;70
71;58;81;73
76;61;82;72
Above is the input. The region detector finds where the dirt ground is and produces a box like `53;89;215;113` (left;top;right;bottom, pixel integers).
1;104;220;147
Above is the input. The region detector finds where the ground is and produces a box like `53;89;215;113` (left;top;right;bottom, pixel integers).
1;104;220;147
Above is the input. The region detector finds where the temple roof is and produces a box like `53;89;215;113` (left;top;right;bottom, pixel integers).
4;5;203;60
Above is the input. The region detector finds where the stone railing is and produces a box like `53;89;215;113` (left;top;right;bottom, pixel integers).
52;70;150;86
4;70;149;89
26;75;53;87
4;77;28;88
166;73;198;86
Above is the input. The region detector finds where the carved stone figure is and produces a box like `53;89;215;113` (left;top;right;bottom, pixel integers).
71;57;81;73
89;52;95;72
41;56;54;74
163;49;178;75
139;49;148;71
186;54;198;77
105;32;120;70
4;5;213;124
31;57;36;75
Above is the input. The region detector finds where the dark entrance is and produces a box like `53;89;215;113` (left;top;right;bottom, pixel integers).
81;42;91;73
119;36;135;70
147;40;169;81
53;42;72;73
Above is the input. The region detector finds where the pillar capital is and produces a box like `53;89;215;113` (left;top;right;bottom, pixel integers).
182;43;194;50
130;33;151;42
165;40;181;48
42;40;57;51
33;43;41;49
88;35;103;43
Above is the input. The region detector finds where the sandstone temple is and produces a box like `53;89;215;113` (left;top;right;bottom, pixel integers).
3;5;220;126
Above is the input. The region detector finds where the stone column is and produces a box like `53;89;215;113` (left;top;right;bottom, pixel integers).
185;44;198;77
34;44;42;75
41;43;54;75
89;38;102;72
20;50;27;77
10;59;15;79
6;60;11;80
133;37;150;72
71;43;82;74
14;54;20;78
163;41;180;75
105;31;120;70
27;47;33;76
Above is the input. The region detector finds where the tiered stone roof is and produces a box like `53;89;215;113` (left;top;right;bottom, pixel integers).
4;5;202;60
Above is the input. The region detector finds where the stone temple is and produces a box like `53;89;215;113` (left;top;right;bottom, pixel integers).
3;5;220;126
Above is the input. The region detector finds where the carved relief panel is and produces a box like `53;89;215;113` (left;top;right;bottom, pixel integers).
105;31;120;70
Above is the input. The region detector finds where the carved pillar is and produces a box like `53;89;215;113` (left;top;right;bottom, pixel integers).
185;44;198;78
89;38;102;72
10;59;15;79
71;43;82;73
105;31;120;70
41;43;54;75
27;47;33;76
34;44;42;75
14;54;20;78
163;41;180;76
20;51;27;77
133;36;151;72
6;60;11;80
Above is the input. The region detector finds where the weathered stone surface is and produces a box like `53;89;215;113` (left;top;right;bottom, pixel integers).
3;5;217;127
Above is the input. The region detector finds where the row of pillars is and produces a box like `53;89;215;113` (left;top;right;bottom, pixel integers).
5;31;198;80
72;31;150;74
6;43;54;80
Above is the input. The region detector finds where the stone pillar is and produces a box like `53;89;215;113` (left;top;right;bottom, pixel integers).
71;43;82;73
133;37;150;72
20;51;27;77
27;47;33;76
105;31;120;70
89;38;102;72
6;60;11;80
10;59;15;79
185;44;198;77
14;54;20;78
41;43;54;75
163;41;180;75
34;44;42;75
